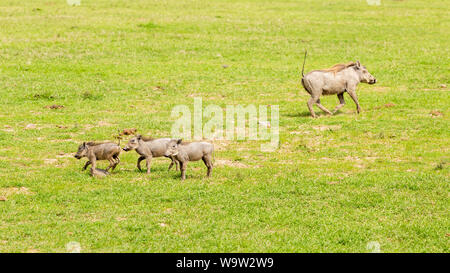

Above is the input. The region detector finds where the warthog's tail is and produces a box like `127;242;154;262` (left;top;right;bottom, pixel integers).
116;129;122;146
213;147;215;164
301;49;308;77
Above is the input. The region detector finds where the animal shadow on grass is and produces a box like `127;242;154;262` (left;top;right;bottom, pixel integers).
119;164;176;174
90;168;109;178
285;111;341;118
284;111;312;118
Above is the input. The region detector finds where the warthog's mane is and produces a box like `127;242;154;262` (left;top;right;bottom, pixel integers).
85;141;111;146
320;62;356;73
180;141;191;145
140;136;155;142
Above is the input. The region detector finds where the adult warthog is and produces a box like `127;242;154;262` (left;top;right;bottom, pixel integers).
300;51;377;118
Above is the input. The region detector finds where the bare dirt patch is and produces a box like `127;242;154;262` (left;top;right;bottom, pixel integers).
152;86;165;91
327;181;341;185
50;138;74;143
214;140;233;151
44;104;64;109
430;110;443;117
56;152;73;158
0;187;34;201
312;125;342;131
372;103;396;110
215;159;248;168
98;121;113;127
25;123;37;130
2;125;14;133
44;158;58;165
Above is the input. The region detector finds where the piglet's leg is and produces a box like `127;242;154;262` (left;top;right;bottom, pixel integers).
168;156;180;171
202;155;213;177
137;156;145;172
145;156;152;174
82;161;91;171
175;159;179;171
87;152;97;173
105;158;115;172
168;156;175;171
111;155;120;171
180;162;187;180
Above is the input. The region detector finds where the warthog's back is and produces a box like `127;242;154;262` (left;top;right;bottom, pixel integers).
182;142;214;161
303;68;359;96
91;143;121;160
146;138;172;157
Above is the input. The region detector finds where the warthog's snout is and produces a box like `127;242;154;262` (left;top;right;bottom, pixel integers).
123;147;129;151
369;78;377;85
74;155;81;159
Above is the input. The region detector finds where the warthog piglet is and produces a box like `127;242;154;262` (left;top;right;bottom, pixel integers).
164;139;214;180
122;135;179;174
74;142;121;174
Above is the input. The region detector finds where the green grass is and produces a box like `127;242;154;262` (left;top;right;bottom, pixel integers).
0;0;449;252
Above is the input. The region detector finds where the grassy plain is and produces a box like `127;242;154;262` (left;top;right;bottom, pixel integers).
0;0;448;252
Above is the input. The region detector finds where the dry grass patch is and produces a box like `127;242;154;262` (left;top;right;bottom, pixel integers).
312;125;342;131
0;187;34;201
215;159;249;168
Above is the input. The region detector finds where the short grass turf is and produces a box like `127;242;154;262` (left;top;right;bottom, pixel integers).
0;0;449;252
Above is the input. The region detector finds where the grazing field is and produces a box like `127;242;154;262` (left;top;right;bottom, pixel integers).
0;0;448;252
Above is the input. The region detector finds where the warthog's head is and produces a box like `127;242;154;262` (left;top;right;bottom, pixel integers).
354;61;377;85
164;139;182;157
74;142;88;159
123;135;141;151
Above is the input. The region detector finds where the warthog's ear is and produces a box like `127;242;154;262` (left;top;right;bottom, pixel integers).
177;139;182;144
82;142;86;147
356;60;361;67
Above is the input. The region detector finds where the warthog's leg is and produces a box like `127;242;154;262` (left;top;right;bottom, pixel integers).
179;161;187;180
105;158;116;172
136;156;145;172
87;151;97;173
315;99;333;115
333;93;346;114
168;156;179;171
347;89;362;113
307;96;318;118
168;157;175;171
175;159;179;171
145;156;152;174
82;160;91;171
202;155;213;177
111;155;120;171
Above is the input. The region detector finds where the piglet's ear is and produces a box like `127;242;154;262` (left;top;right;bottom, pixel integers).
82;142;86;147
356;60;361;67
177;139;182;144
